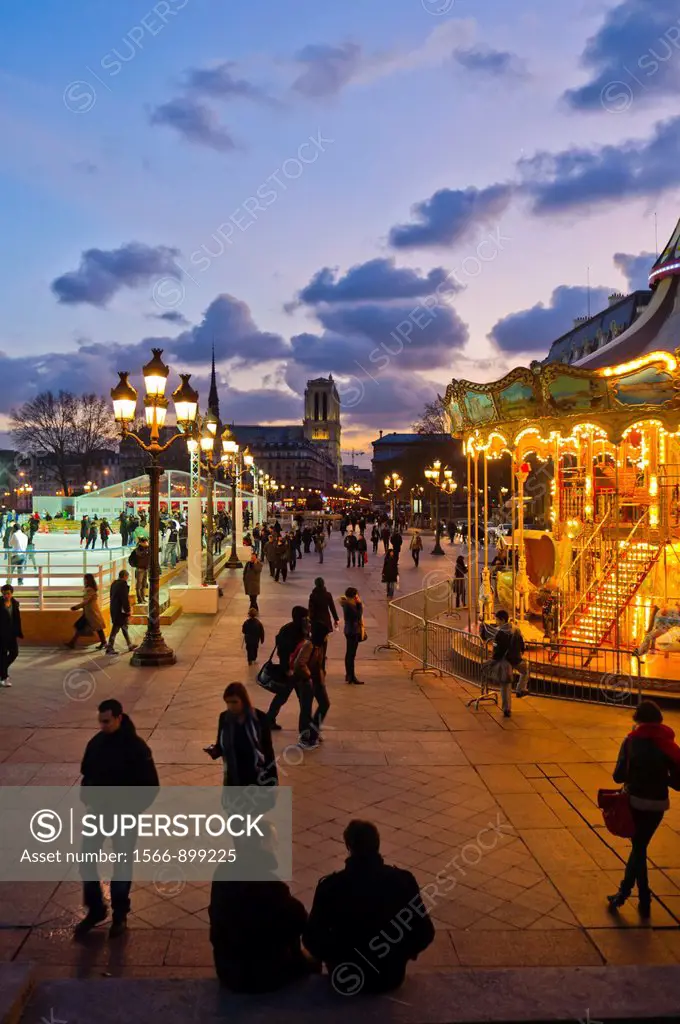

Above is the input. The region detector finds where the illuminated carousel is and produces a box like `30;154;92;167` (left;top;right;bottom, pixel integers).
444;216;680;695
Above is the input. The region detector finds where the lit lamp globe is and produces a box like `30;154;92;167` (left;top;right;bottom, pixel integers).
172;374;199;431
111;372;138;425
200;422;215;454
143;347;170;397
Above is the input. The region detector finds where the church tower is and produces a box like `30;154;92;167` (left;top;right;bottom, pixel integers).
303;376;342;484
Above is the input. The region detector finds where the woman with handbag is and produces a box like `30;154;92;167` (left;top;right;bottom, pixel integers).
607;700;680;916
340;587;365;685
66;573;107;650
205;682;278;787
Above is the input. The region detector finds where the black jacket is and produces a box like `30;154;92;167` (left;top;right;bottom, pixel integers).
614;725;680;810
210;852;308;992
309;587;338;631
303;853;435;993
275;621;306;670
109;578;131;625
382;554;399;583
344;534;358;551
80;714;159;788
242;618;265;645
483;622;525;666
391;533;403;552
211;709;277;786
0;597;22;640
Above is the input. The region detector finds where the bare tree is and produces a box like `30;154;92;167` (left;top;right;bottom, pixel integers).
10;391;119;495
70;394;119;479
412;398;449;435
10;392;76;496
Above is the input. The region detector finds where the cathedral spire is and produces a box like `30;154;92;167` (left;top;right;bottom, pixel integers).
208;342;220;420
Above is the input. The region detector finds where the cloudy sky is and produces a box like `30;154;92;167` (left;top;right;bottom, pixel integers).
2;0;679;461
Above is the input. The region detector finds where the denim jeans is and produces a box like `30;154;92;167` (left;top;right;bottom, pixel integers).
81;828;138;916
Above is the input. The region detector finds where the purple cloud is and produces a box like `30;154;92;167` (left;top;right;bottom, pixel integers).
389;184;514;249
51;242;181;308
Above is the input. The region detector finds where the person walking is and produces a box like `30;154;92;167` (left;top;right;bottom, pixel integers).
326;519;332;538
356;532;368;568
274;537;289;583
410;530;423;567
264;534;277;578
302;525;313;553
0;584;22;687
74;699;159;938
206;682;278;786
9;525;27;586
243;552;263;611
66;573;107;650
105;570;138;656
340;587;365;685
100;519;111;549
390;530;403;563
380;524;391;554
344;530;358;568
314;528;326;564
129;537;150;604
371;524;380;555
608;700;680;917
294;621;331;748
454;555;468;608
288;533;297;573
266;606;310;730
382;549;399;599
303;819;434;994
481;610;529;717
242;607;265;665
79;515;89;547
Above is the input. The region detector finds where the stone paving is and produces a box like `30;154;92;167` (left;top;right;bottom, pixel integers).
0;527;679;981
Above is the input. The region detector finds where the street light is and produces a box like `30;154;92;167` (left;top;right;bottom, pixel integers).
441;476;458;523
221;427;244;569
111;350;198;666
424;459;448;556
185;414;224;587
383;472;402;522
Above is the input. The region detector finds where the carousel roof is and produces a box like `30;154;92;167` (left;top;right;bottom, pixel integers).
577;215;680;371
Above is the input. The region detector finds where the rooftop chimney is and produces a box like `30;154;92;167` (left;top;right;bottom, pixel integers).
379;430;383;439
608;292;625;307
573;315;590;326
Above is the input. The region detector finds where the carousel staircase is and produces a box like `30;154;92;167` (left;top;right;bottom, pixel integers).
562;533;661;647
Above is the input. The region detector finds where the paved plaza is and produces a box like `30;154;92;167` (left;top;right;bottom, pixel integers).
1;529;679;981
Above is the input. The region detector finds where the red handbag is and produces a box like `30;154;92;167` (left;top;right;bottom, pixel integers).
597;789;635;839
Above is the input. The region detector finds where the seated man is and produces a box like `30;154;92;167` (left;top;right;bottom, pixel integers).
209;828;311;993
303;819;434;994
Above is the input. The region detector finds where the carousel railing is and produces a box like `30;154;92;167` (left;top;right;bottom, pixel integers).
557;511;614;636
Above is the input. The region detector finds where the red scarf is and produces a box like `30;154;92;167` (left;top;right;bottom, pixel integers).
628;723;680;765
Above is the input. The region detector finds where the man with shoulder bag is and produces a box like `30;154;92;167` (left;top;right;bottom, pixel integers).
481;610;529;718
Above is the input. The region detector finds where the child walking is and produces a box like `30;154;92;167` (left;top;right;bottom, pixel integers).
242;607;265;665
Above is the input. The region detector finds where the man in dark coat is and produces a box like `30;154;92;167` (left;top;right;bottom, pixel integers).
129;537;150;604
303;819;434;993
106;570;137;655
0;583;22;686
390;531;403;562
308;577;339;633
75;699;159;939
266;606;310;730
344;531;358;568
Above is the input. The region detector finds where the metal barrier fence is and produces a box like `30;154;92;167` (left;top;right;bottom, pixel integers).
386;579;645;705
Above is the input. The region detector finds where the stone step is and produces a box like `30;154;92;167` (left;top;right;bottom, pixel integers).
129;604;182;626
0;963;34;1024
20;965;680;1023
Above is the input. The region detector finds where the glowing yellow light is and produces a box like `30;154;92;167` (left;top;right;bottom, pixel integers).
649;475;658;498
599;352;677;377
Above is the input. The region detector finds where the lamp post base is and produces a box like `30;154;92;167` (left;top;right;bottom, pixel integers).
431;544;446;556
225;553;243;569
130;635;176;667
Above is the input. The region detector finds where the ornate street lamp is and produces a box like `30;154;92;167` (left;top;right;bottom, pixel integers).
424;459;448;556
441;474;458;522
111;351;198;666
221;427;244;569
185;411;223;587
383;472;402;522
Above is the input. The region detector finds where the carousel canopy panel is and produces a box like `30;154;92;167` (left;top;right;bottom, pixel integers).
445;351;680;445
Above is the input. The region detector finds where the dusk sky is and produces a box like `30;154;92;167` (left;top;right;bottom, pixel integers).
2;0;679;461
